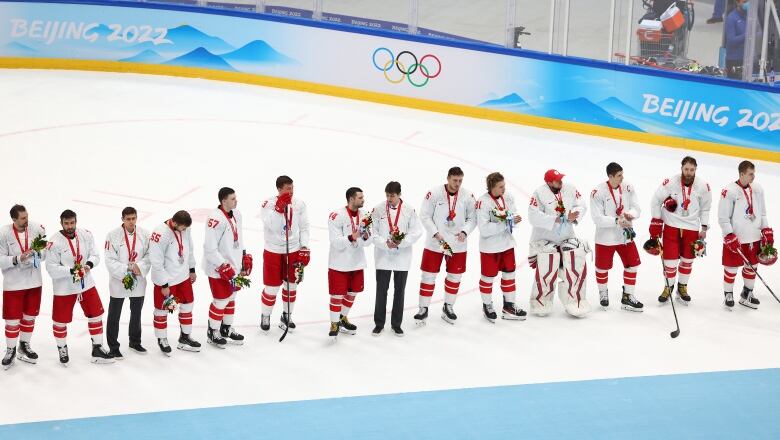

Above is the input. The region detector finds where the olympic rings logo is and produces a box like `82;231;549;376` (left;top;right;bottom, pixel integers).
371;48;442;87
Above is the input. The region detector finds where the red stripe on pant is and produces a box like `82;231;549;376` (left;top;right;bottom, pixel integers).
19;319;34;333
224;301;235;315
623;271;637;286
664;266;677;278
535;254;556;304
479;280;492;294
329;295;342;313
88;321;103;336
724;269;737;283
742;268;756;279
261;290;277;306
209;304;224;321
419;283;434;297
179;312;193;326
500;279;515;292
282;290;297;303
595;271;608;284
444;280;460;295
342;294;356;309
5;325;20;339
153;315;167;330
679;262;692;275
52;325;67;338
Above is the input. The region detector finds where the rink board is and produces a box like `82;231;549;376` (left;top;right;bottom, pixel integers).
0;0;779;160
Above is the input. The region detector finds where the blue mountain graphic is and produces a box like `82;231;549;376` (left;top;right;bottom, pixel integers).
120;49;164;63
531;97;641;132
2;42;37;56
131;25;233;54
164;47;236;71
479;93;530;111
220;40;293;64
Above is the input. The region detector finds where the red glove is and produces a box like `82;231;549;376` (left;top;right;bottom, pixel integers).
762;227;774;246
298;248;311;266
242;253;253;275
724;233;740;253
649;218;664;239
662;196;677;213
275;193;292;214
216;263;235;281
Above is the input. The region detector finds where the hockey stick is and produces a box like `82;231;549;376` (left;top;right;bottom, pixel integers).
279;204;291;343
657;242;681;338
736;248;780;304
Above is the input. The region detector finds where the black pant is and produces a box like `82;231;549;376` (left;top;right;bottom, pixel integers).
375;270;408;329
107;296;144;349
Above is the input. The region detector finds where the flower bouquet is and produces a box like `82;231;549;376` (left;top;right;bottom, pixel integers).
692;239;707;258
294;262;305;284
440;240;453;258
360;213;373;234
232;274;251;291
71;261;85;289
162;294;179;313
390;227;406;244
122;272;137;291
492;207;515;233
30;234;47;268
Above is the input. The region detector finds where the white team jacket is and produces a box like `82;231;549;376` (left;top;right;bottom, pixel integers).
590;181;641;246
261;196;310;254
476;192;518;254
328;207;372;272
105;225;151;298
370;200;423;271
650;174;712;232
528;183;587;245
46;228;100;296
202;207;246;280
0;222;47;291
149;221;196;287
420;185;477;254
718;181;768;244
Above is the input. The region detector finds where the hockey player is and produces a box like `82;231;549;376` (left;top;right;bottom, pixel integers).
476;172;526;322
328;187;371;340
46;210;113;365
370;181;423;336
149;210;200;356
590;163;643;312
528;169;591;317
416;167;477;325
260;176;310;334
718;160;774;309
649;156;712;305
203;187;251;348
104;207;151;359
1;205;46;370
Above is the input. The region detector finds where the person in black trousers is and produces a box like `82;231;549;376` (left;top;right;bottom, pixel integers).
369;182;423;336
104;207;151;359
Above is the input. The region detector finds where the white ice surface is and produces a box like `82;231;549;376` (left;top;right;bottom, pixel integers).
0;69;778;425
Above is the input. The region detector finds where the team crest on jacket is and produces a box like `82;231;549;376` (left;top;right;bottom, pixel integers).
662;178;670;186
721;189;728;199
590;189;597;199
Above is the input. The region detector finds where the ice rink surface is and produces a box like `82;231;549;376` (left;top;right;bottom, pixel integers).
1;69;779;438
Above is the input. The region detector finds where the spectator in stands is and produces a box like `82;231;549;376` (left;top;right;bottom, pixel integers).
707;0;727;24
725;0;748;79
